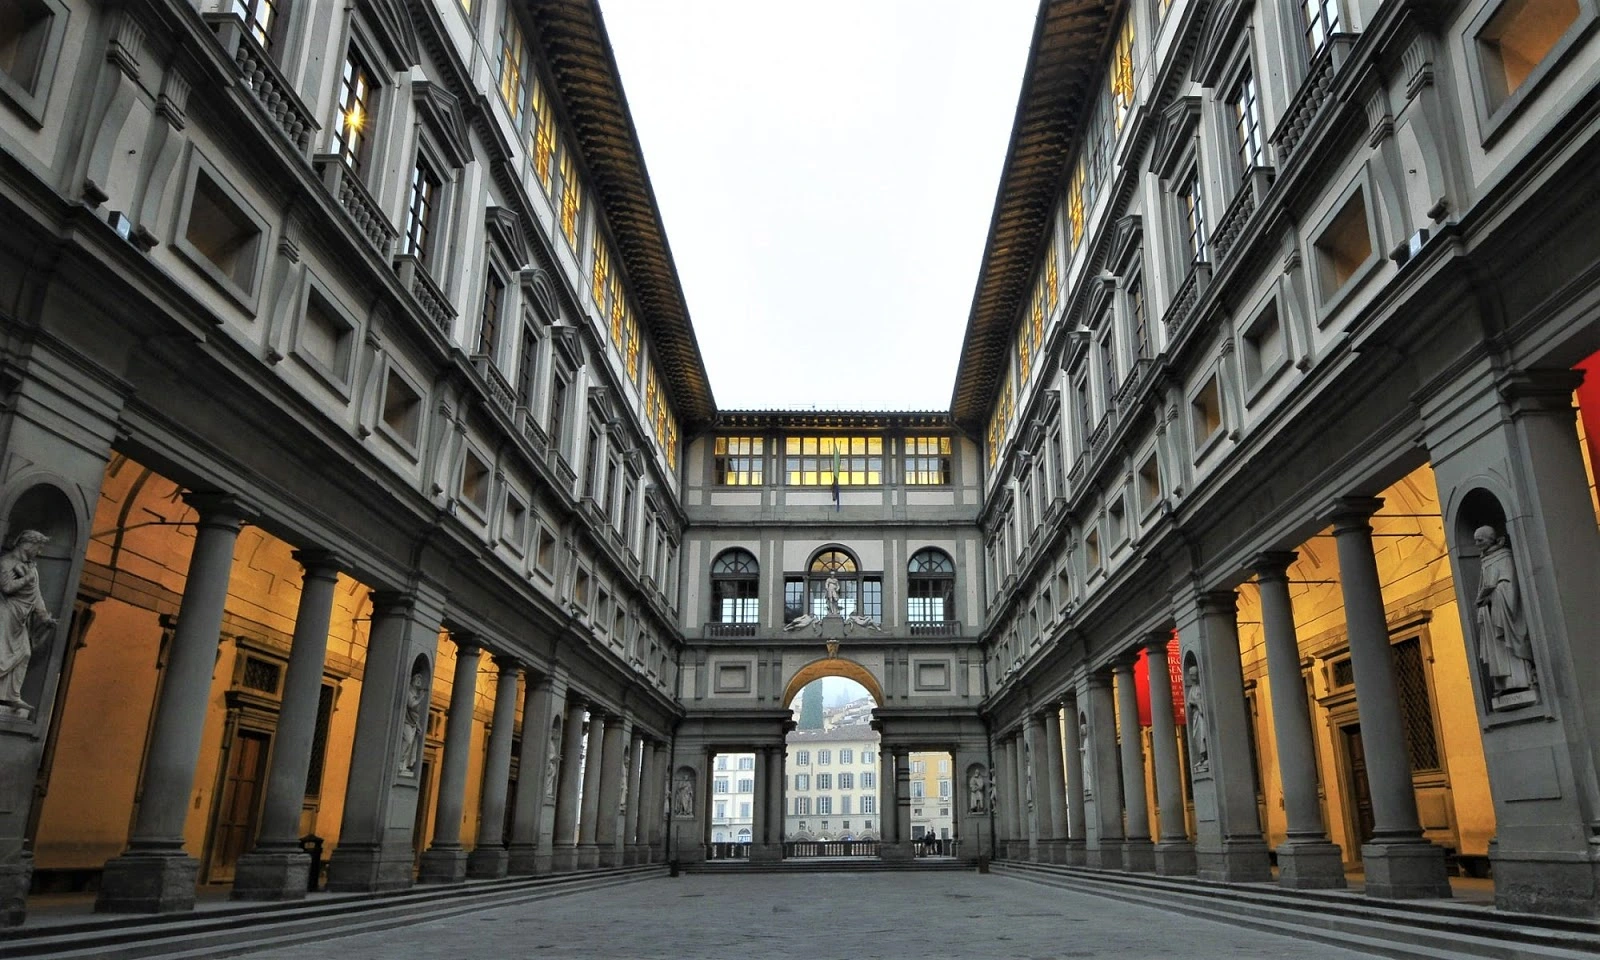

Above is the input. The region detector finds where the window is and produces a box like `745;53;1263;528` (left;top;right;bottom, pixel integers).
181;167;265;298
1192;375;1223;447
862;771;875;789
497;7;527;123
784;436;883;485
590;236;611;314
1109;495;1127;544
862;796;876;814
739;802;751;818
230;0;282;51
912;759;926;774
711;548;759;623
907;548;955;622
818;750;831;765
862;750;875;764
1137;453;1162;513
515;327;538;409
840;749;853;764
400;158;441;268
818;797;833;815
1392;636;1442;772
817;773;832;789
714;801;726;819
334;48;377;174
714;778;729;794
558;147;582;249
939;779;950;798
459;450;490;513
530;74;556;192
903;436;952;485
1302;0;1342;58
1231;67;1266;174
801;548;878;621
795;750;810;766
0;0;63;117
716;755;729;770
547;372;570;457
737;778;754;793
738;756;754;771
381;369;422;449
1477;0;1581;111
840;795;852;815
1129;279;1150;360
583;429;602;500
1076;378;1094;447
536;528;557;574
796;798;811;816
295;285;355;388
1314;189;1372;300
911;781;926;799
1100;328;1119;405
477;271;504;361
1086;528;1102;570
839;772;854;789
795;773;810;790
1179;170;1208;264
714;436;764;485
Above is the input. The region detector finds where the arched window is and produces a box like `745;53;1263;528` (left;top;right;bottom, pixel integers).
783;547;882;623
907;548;956;622
711;548;759;624
736;828;751;843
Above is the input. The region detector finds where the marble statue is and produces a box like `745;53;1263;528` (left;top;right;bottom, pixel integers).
544;721;562;801
0;530;55;718
1078;711;1092;794
1473;525;1538;707
842;612;882;633
967;766;987;814
398;665;428;777
618;746;631;815
783;612;822;632
672;770;695;817
823;572;842;617
1184;656;1208;772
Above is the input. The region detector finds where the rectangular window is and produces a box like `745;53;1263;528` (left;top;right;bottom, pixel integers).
862;771;875;788
515;327;538;408
714;436;764;485
1129;279;1149;359
862;796;876;814
839;772;854;789
1100;330;1119;406
590;235;611;313
818;797;832;815
1138;453;1162;512
784;436;883;486
558;148;582;249
548;373;569;455
1477;0;1581;110
903;436;952;485
460;450;490;513
497;7;527;123
1314;189;1372;300
530;75;556;192
477;272;504;360
818;750;831;765
817;773;831;789
797;797;811;816
381;369;422;448
400;157;440;267
784;577;805;623
840;749;853;764
234;0;282;51
1180;171;1208;264
840;795;852;815
1303;0;1341;58
860;577;883;623
714;778;729;794
1231;67;1266;174
334;48;377;174
1192;375;1223;447
796;750;809;766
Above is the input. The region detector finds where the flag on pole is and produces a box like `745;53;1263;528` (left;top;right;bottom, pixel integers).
831;444;841;511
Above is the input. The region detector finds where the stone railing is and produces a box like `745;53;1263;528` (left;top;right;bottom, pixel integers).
1271;35;1357;161
1211;167;1274;263
914;838;958;857
472;355;515;415
1161;261;1212;343
707;842;750;861
908;620;960;638
205;13;317;156
1114;358;1154;408
783;840;878;858
314;155;397;257
704;622;758;639
515;406;549;459
393;254;454;334
1088;412;1111;456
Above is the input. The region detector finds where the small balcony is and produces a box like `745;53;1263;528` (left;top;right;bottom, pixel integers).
1211;167;1275;264
704;621;758;639
313;155;397;257
394;254;454;334
205;13;317;156
907;620;960;638
1271;34;1358;162
1161;260;1212;345
515;405;548;458
471;354;516;416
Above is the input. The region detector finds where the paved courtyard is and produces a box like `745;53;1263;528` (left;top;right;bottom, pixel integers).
231;872;1377;959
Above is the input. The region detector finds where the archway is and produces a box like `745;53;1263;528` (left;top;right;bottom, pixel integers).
781;656;884;708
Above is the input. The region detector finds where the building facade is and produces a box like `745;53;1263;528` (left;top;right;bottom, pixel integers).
0;0;1596;931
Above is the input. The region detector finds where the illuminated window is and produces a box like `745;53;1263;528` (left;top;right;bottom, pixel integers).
1066;159;1086;250
1100;328;1119;404
399;157;440;267
624;313;639;381
1232;67;1266;174
558;148;582;248
1045;245;1059;312
232;0;281;51
1180;171;1208;264
1303;0;1341;58
334;48;377;174
711;549;759;624
784;437;883;486
715;436;764;485
667;421;678;470
907;548;955;622
1477;0;1580;109
498;7;527;123
1031;286;1045;354
1017;322;1032;382
1314;189;1372;299
1110;14;1137;127
530;76;556;193
903;436;951;485
590;236;610;312
609;276;627;352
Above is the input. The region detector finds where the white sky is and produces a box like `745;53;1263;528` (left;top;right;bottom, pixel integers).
600;1;1040;411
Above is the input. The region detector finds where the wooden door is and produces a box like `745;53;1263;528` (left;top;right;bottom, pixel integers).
1341;723;1375;853
208;729;270;883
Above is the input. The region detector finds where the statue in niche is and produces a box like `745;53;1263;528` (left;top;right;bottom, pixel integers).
1473;525;1539;708
1184;655;1209;772
618;746;632;816
397;665;428;777
823;572;842;618
544;721;562;801
1023;739;1034;812
967;766;988;814
1078;712;1093;795
672;770;695;817
987;766;997;814
0;530;55;718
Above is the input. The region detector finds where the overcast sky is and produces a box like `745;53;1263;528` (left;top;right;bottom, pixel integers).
600;1;1040;412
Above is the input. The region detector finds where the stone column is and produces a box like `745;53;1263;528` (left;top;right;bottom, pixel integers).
998;737;1018;857
594;716;629;868
750;746;778;862
323;590;446;893
894;746;914;857
1178;589;1271;882
467;658;520;878
1144;634;1196;876
1013;733;1032;857
97;494;249;914
1085;671;1125;869
1043;707;1069;864
1061;695;1087;866
1254;553;1346;888
550;695;587;871
508;672;564;875
879;748;898;844
1115;657;1155;871
418;639;481;883
1027;712;1055;862
576;710;608;868
1330;499;1451;898
647;743;669;860
623;731;646;864
767;744;785;855
231;550;341;900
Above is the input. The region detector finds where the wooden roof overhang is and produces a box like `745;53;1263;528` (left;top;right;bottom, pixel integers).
523;0;717;427
716;411;954;432
948;0;1122;435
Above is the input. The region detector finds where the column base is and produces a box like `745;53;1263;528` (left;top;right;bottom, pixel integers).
325;841;416;893
466;846;509;880
416;846;468;884
1360;839;1452;900
506;843;539;876
1122;839;1156;872
597;845;624;868
230;848;311;901
1;855;32;927
95;849;199;913
1040;839;1067;864
1196;839;1272;882
1004;840;1025;860
1490;849;1600;917
576;844;600;870
1087;840;1124;869
1276;841;1348;889
1153;840;1197;876
1064;840;1087;866
749;842;782;864
879;841;914;862
551;844;580;872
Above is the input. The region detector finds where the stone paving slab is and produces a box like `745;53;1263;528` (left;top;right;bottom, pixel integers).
230;872;1381;959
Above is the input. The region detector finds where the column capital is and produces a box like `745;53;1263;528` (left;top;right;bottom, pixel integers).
1142;630;1175;654
292;548;344;580
1499;367;1585;412
1085;669;1114;690
1197;589;1239;616
1035;702;1060;722
1112;649;1141;672
1252;551;1298;582
1326;495;1385;531
448;632;482;657
490;652;522;672
182;491;256;529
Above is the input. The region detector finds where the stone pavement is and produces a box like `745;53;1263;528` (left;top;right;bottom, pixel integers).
229;871;1380;959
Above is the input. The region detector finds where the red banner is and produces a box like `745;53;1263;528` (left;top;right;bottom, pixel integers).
1133;633;1184;726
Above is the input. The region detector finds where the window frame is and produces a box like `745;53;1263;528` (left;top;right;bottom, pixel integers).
0;0;69;126
1465;0;1597;142
1309;174;1380;323
714;436;765;486
710;548;760;624
332;41;381;176
172;149;271;312
906;548;956;623
902;436;953;486
291;271;360;398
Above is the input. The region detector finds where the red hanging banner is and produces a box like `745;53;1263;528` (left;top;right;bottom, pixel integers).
1133;633;1185;726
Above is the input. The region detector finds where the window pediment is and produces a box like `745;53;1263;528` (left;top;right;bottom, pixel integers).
521;268;558;324
1151;97;1204;179
1194;0;1257;87
411;80;470;168
365;0;419;72
485;206;529;268
1108;215;1144;274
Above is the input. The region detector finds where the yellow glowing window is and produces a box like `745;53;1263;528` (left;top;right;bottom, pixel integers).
1110;15;1137;128
1018;327;1032;382
498;9;527;123
655;390;668;441
904;436;952;485
987;421;1000;466
590;237;610;312
667;422;678;470
1032;286;1045;348
1045;244;1059;311
715;436;765;485
530;80;554;193
784;436;883;486
1067;159;1086;250
625;314;639;381
559;149;582;249
645;368;657;424
610;277;627;352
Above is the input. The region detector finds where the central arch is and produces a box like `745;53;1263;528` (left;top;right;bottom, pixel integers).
782;655;884;707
